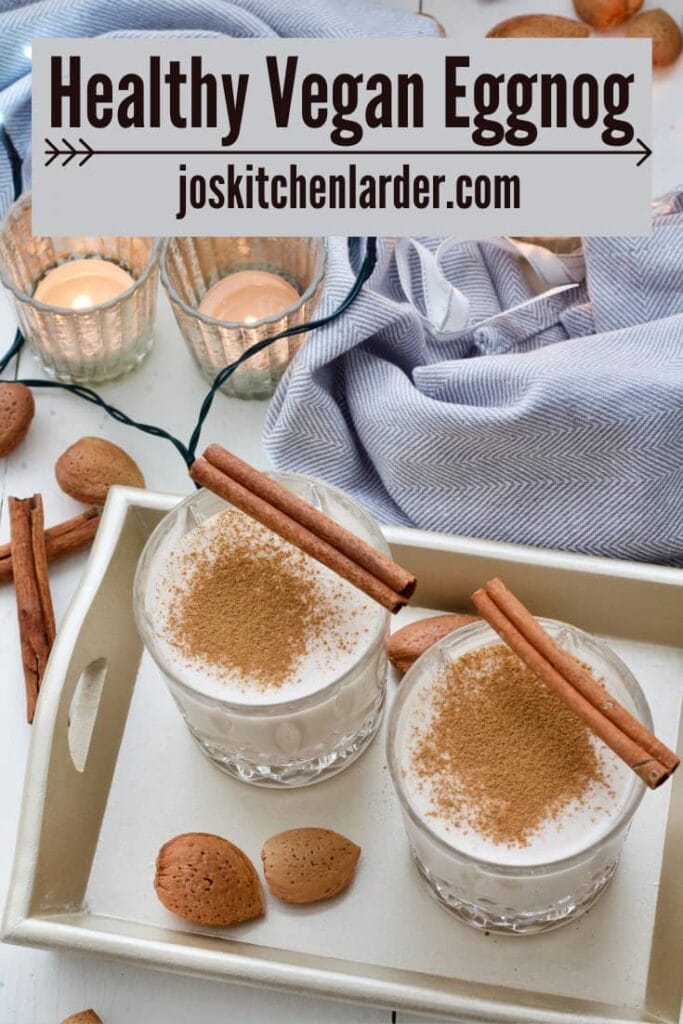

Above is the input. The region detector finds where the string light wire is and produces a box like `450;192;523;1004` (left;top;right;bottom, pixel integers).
0;127;377;469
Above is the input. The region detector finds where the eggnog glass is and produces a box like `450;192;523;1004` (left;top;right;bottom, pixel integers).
387;619;651;935
160;236;326;399
134;476;389;787
0;193;159;383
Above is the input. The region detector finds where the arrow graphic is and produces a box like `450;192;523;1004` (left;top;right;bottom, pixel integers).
634;137;653;167
44;137;652;167
44;137;95;167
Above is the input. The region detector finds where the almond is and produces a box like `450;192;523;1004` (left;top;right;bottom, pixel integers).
487;14;590;37
627;9;682;66
573;0;642;29
261;828;360;904
61;1013;102;1024
55;436;145;506
154;832;264;926
388;613;479;675
0;383;34;457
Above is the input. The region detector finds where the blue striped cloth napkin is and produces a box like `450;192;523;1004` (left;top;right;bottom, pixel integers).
265;197;683;565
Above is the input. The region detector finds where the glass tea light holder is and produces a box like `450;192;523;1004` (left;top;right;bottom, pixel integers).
160;236;327;400
0;192;160;384
387;619;651;935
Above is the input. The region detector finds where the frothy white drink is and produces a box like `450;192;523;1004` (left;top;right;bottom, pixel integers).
146;507;382;705
388;620;651;930
135;480;391;786
396;640;635;867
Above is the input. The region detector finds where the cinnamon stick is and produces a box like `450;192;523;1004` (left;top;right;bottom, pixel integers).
203;445;417;599
0;507;100;584
472;584;677;789
190;454;412;614
485;577;680;774
9;495;57;723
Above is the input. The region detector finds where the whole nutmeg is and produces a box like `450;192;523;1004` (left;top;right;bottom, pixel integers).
0;382;34;457
60;1013;102;1024
154;832;265;926
487;14;590;37
627;9;682;66
55;436;145;506
388;613;480;675
261;827;360;904
573;0;642;29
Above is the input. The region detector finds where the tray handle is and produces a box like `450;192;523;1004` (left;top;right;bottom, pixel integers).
19;498;167;917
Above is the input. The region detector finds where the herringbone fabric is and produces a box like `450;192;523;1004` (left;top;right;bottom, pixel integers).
0;0;437;212
265;198;683;565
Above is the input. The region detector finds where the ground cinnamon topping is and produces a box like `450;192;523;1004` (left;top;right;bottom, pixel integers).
411;643;609;847
162;509;357;690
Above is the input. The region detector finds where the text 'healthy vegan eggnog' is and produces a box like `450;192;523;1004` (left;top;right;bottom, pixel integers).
388;619;651;934
135;480;389;787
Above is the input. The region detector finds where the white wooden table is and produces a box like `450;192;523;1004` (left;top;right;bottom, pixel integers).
1;1;681;1020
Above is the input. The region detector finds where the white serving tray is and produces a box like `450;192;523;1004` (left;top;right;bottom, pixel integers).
3;487;682;1023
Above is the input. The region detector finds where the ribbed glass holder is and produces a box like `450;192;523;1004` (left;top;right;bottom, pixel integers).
0;192;160;384
160;236;327;400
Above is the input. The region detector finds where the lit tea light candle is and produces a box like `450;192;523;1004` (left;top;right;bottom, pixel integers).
198;269;299;324
33;258;135;310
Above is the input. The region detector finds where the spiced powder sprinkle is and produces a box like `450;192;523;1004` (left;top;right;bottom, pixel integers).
410;643;612;847
161;509;366;690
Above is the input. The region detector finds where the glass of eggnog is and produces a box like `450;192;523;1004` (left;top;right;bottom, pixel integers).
387;618;651;934
134;476;389;787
